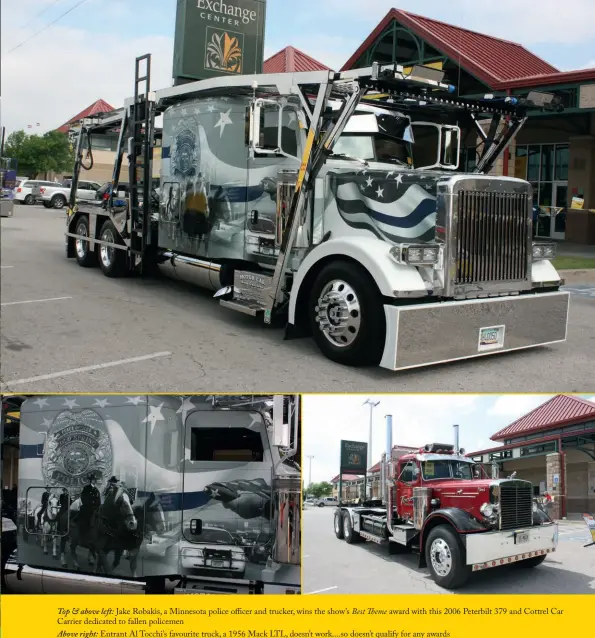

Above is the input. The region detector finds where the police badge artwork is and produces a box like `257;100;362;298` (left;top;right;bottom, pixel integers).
42;410;113;490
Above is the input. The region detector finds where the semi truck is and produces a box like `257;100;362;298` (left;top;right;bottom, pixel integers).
64;55;569;371
334;416;558;590
1;394;301;595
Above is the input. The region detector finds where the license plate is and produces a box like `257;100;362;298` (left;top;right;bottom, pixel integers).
478;325;505;351
515;532;529;544
211;560;224;567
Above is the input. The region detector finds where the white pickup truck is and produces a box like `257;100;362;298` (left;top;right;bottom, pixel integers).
40;179;101;209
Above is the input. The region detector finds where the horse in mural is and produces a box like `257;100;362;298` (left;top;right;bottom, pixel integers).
33;494;61;559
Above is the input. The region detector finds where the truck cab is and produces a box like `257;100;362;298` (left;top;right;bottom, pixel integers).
335;439;558;590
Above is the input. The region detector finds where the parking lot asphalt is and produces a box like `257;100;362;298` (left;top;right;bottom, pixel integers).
302;506;595;595
1;206;595;393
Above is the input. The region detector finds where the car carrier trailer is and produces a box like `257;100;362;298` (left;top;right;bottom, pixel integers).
64;55;569;370
1;394;300;595
334;415;558;590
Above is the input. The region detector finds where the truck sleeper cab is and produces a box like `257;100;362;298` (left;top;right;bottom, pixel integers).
4;394;300;595
64;59;569;372
334;440;557;590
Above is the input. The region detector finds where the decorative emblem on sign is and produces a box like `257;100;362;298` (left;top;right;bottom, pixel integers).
42;409;113;491
205;28;243;74
172;129;198;177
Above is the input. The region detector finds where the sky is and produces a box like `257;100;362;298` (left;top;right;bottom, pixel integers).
1;0;594;136
302;394;595;485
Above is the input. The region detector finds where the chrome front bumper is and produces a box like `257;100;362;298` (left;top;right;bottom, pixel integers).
465;523;559;571
380;291;569;371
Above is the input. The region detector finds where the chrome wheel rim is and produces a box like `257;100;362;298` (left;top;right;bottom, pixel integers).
54;198;65;209
314;279;361;348
75;222;88;259
100;229;115;268
334;514;341;535
430;538;453;577
342;515;350;537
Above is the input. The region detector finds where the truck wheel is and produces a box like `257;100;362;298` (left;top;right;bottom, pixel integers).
519;554;547;568
334;510;345;540
98;219;128;278
52;194;67;209
74;216;96;268
425;526;470;590
309;260;385;367
342;511;362;544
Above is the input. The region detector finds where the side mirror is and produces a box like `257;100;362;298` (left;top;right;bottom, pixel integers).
190;518;202;535
440;126;461;169
272;395;290;447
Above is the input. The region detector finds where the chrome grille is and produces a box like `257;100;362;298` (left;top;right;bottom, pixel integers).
499;481;533;530
455;191;530;285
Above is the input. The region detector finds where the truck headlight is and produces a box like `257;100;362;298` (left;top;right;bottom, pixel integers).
390;243;440;266
480;502;497;518
532;242;557;261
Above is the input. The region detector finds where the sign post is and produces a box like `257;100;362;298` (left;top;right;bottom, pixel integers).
339;440;368;506
173;0;267;85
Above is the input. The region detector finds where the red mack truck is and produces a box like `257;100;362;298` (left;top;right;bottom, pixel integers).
334;416;558;590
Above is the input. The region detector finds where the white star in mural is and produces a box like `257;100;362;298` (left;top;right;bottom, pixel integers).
176;397;196;423
194;106;201;114
41;417;52;428
33;397;49;409
214;109;233;137
394;174;404;185
386;171;395;178
365;176;373;188
63;398;79;409
207;104;216;112
376;186;384;198
143;403;165;434
209;488;219;498
126;396;144;406
93;398;110;408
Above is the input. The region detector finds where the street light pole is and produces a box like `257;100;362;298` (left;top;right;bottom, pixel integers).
363;399;380;498
307;455;314;487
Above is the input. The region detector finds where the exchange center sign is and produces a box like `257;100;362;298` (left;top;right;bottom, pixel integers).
340;440;368;475
173;0;267;82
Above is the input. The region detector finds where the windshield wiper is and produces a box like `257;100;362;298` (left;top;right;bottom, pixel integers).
330;153;369;167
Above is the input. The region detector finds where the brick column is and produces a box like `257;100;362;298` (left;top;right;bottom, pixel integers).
546;452;566;519
588;462;595;514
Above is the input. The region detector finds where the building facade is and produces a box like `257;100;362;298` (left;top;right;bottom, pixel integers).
469;395;595;519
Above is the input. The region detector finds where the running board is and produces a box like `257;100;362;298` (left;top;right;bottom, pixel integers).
175;577;257;595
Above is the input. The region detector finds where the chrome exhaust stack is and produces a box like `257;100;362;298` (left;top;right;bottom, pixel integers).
385;414;394;534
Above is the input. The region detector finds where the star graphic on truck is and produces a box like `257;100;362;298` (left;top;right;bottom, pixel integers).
143;403;165;434
215;109;233;137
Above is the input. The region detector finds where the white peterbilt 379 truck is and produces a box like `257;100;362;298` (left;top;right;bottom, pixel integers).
1;394;300;595
64;55;569;370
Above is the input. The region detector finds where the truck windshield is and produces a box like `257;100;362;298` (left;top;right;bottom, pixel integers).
421;460;474;480
332;134;410;165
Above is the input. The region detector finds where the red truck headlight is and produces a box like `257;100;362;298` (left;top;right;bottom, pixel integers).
480;502;498;519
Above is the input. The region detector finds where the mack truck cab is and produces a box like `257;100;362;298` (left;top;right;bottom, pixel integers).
2;394;301;595
334;418;558;590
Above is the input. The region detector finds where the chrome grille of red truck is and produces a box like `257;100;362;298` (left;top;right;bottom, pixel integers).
499;481;533;530
455;190;530;286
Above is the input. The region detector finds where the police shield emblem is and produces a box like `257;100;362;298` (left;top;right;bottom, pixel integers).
42;409;114;491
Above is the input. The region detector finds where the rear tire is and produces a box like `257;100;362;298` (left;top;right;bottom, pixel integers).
334;510;345;540
98;219;128;278
519;554;547;568
425;525;470;590
43;201;52;209
343;511;362;544
74;216;96;267
24;194;34;205
309;260;385;367
51;194;67;209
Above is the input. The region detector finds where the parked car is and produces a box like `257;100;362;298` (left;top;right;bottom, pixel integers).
14;179;59;205
40;179;101;209
179;525;247;578
316;497;339;507
96;182;130;209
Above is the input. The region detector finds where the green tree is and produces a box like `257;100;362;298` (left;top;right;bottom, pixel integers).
307;482;333;498
5;130;73;178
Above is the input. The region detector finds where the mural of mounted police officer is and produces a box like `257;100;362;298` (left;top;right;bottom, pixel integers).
79;473;101;536
36;485;52;530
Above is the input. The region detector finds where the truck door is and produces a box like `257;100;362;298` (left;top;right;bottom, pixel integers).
181;410;273;580
246;100;303;262
396;459;421;524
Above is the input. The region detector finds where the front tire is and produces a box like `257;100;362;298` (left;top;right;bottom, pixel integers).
52;194;67;209
425;525;470;590
309;260;385;366
98;219;128;277
74;216;96;267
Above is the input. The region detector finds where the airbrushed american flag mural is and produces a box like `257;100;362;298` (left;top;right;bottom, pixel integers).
327;169;442;244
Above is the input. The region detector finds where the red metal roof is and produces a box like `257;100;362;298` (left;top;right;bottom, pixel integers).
341;9;558;89
56;99;115;133
330;474;363;483
263;46;330;73
498;67;595;90
491;395;595;441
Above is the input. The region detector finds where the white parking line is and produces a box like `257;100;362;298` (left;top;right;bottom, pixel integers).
1;296;72;307
304;586;338;594
0;351;173;389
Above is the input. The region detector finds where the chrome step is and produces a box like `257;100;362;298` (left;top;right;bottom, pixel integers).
220;299;265;316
